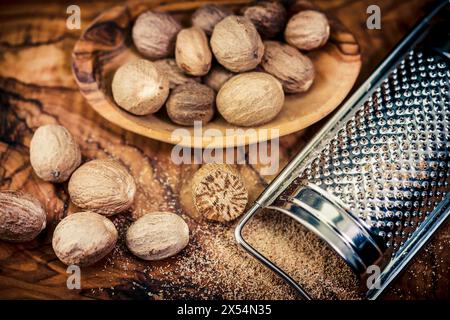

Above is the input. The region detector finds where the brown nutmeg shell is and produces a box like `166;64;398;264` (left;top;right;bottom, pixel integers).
68;159;136;216
191;4;231;35
175;27;212;76
0;191;47;242
30;124;81;183
217;72;284;126
242;1;287;38
261;41;315;93
166;82;215;126
284;10;330;51
132;11;182;59
210;15;264;72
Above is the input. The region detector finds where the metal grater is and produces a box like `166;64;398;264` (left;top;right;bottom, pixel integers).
235;1;449;300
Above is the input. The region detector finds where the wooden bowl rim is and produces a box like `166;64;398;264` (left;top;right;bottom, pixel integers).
72;0;361;148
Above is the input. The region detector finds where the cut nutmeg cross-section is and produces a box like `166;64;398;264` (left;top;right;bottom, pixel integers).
192;164;248;222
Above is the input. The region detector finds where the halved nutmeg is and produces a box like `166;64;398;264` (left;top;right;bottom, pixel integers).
191;164;248;222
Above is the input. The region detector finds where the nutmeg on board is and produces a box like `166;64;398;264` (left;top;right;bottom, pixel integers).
0;191;47;242
126;212;189;261
68;159;136;216
30;124;81;183
52;211;118;266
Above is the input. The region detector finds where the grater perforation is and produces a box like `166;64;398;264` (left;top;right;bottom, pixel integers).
292;49;449;257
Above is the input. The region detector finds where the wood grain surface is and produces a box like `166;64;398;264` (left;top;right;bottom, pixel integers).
0;0;448;300
72;0;361;148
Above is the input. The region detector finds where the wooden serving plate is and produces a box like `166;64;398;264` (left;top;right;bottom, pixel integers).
72;0;361;148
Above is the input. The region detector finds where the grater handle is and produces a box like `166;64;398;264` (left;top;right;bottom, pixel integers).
274;183;387;275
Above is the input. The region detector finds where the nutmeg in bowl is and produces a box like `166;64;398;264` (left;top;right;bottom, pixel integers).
217;72;285;127
111;59;170;116
73;1;361;148
261;41;315;93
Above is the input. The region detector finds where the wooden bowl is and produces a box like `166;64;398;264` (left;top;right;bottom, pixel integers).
72;0;361;148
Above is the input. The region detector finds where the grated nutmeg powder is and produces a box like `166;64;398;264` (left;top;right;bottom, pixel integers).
98;207;363;300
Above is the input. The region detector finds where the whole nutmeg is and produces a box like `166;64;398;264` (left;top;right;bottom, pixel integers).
132;11;182;59
210;15;264;72
0;191;46;242
191;4;231;35
52;211;118;266
191;164;248;222
112;59;169;115
175;27;212;76
166;82;215;126
217;72;284;126
261;41;315;93
126;212;189;261
285;10;330;51
242;1;287;38
68;159;136;216
30;124;81;183
203;65;235;92
154;59;200;89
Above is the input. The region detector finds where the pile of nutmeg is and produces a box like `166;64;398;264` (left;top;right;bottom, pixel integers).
112;1;330;126
0;124;189;267
0;123;253;268
0;123;252;267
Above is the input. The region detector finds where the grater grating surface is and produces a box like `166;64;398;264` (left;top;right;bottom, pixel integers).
285;49;450;257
